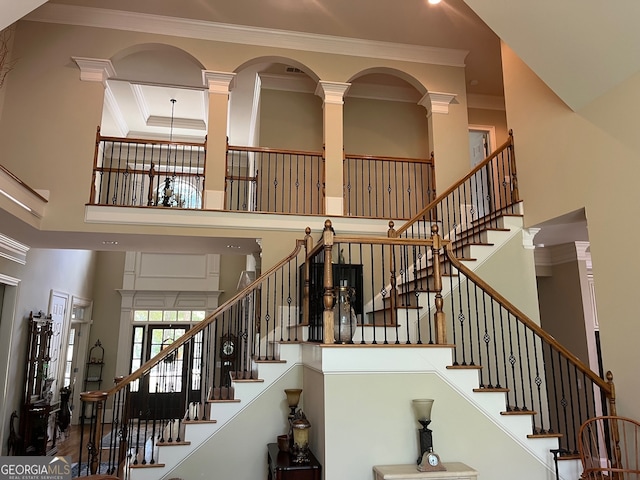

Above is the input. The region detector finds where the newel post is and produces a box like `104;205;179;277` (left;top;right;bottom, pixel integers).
80;390;108;475
322;220;336;343
430;224;447;344
303;227;313;325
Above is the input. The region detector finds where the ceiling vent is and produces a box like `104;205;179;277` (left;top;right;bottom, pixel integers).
285;66;303;74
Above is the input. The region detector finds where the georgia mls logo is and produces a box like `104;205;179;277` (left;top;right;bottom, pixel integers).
0;456;71;480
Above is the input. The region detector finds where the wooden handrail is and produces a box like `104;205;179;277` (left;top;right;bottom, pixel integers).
227;145;323;157
445;247;612;395
0;164;49;203
98;132;206;148
104;237;308;396
396;131;515;236
344;153;435;164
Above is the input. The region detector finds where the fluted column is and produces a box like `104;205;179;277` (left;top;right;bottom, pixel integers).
202;71;236;210
315;81;350;216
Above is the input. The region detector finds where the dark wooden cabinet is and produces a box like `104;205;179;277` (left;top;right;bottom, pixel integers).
19;311;59;455
267;443;322;480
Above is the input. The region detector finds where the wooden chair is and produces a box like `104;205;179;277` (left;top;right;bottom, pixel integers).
578;415;640;479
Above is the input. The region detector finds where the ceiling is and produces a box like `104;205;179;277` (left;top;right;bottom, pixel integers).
3;0;628;253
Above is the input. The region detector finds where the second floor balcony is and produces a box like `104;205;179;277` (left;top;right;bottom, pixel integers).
89;128;437;222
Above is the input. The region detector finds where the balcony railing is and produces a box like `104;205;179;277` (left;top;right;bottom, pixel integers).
344;152;435;220
89;128;206;208
225;145;324;215
89;130;435;219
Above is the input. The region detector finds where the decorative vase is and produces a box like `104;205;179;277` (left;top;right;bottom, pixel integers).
333;286;357;343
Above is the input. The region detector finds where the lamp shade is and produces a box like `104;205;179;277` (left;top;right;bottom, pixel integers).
285;389;302;408
412;398;434;423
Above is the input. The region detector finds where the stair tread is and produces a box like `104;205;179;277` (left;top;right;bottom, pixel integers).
472;387;510;393
130;463;166;469
254;358;286;363
527;433;563;439
183;419;217;424
207;398;241;403
446;364;482;370
501;409;537;416
156;440;191;446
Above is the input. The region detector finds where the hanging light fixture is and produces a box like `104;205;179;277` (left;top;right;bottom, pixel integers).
161;98;177;207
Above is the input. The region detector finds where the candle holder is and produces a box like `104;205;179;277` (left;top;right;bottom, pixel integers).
291;412;311;464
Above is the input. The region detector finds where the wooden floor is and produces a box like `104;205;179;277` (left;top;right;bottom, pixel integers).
55;424;113;463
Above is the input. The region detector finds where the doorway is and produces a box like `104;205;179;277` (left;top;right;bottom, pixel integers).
468;126;497;220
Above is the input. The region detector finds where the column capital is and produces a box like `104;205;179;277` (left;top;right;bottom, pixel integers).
202;71;236;94
315;81;351;105
418;91;457;115
522;228;541;249
72;57;116;84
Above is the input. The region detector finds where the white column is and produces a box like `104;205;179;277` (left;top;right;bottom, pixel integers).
202;71;236;210
315;81;350;216
419;91;471;191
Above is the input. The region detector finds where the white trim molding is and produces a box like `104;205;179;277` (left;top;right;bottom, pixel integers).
72;57;116;84
315;81;351;105
522;228;541;250
202;71;236;94
0;234;29;265
418;92;457;115
0;273;20;286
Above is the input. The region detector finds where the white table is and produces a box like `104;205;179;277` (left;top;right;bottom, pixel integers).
373;462;478;480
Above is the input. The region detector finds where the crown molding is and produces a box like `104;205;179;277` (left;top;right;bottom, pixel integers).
202;71;236;94
534;241;592;268
0;233;29;265
418;91;457;115
315;81;351;105
27;4;469;67
72;56;116;84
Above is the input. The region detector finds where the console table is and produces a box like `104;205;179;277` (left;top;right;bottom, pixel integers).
373;462;478;480
267;443;322;480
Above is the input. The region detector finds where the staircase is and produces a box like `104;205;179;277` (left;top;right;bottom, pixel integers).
78;133;614;480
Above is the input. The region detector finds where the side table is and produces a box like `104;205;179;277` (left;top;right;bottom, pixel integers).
373;462;477;480
267;443;322;480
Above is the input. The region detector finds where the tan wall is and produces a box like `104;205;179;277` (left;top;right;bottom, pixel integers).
501;41;640;419
323;372;548;480
537;259;590;364
88;251;126;391
218;254;249;304
344;97;430;158
259;89;323;151
467;107;509;146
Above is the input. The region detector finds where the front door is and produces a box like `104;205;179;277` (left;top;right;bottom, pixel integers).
130;325;202;422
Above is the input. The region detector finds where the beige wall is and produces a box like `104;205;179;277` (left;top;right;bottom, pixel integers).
167;365;304;480
218;254;249;304
88;251;125;391
501;41;640;420
323;372;548;480
345;97;430;158
467;107;509;146
259;89;323;151
537;259;590;365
